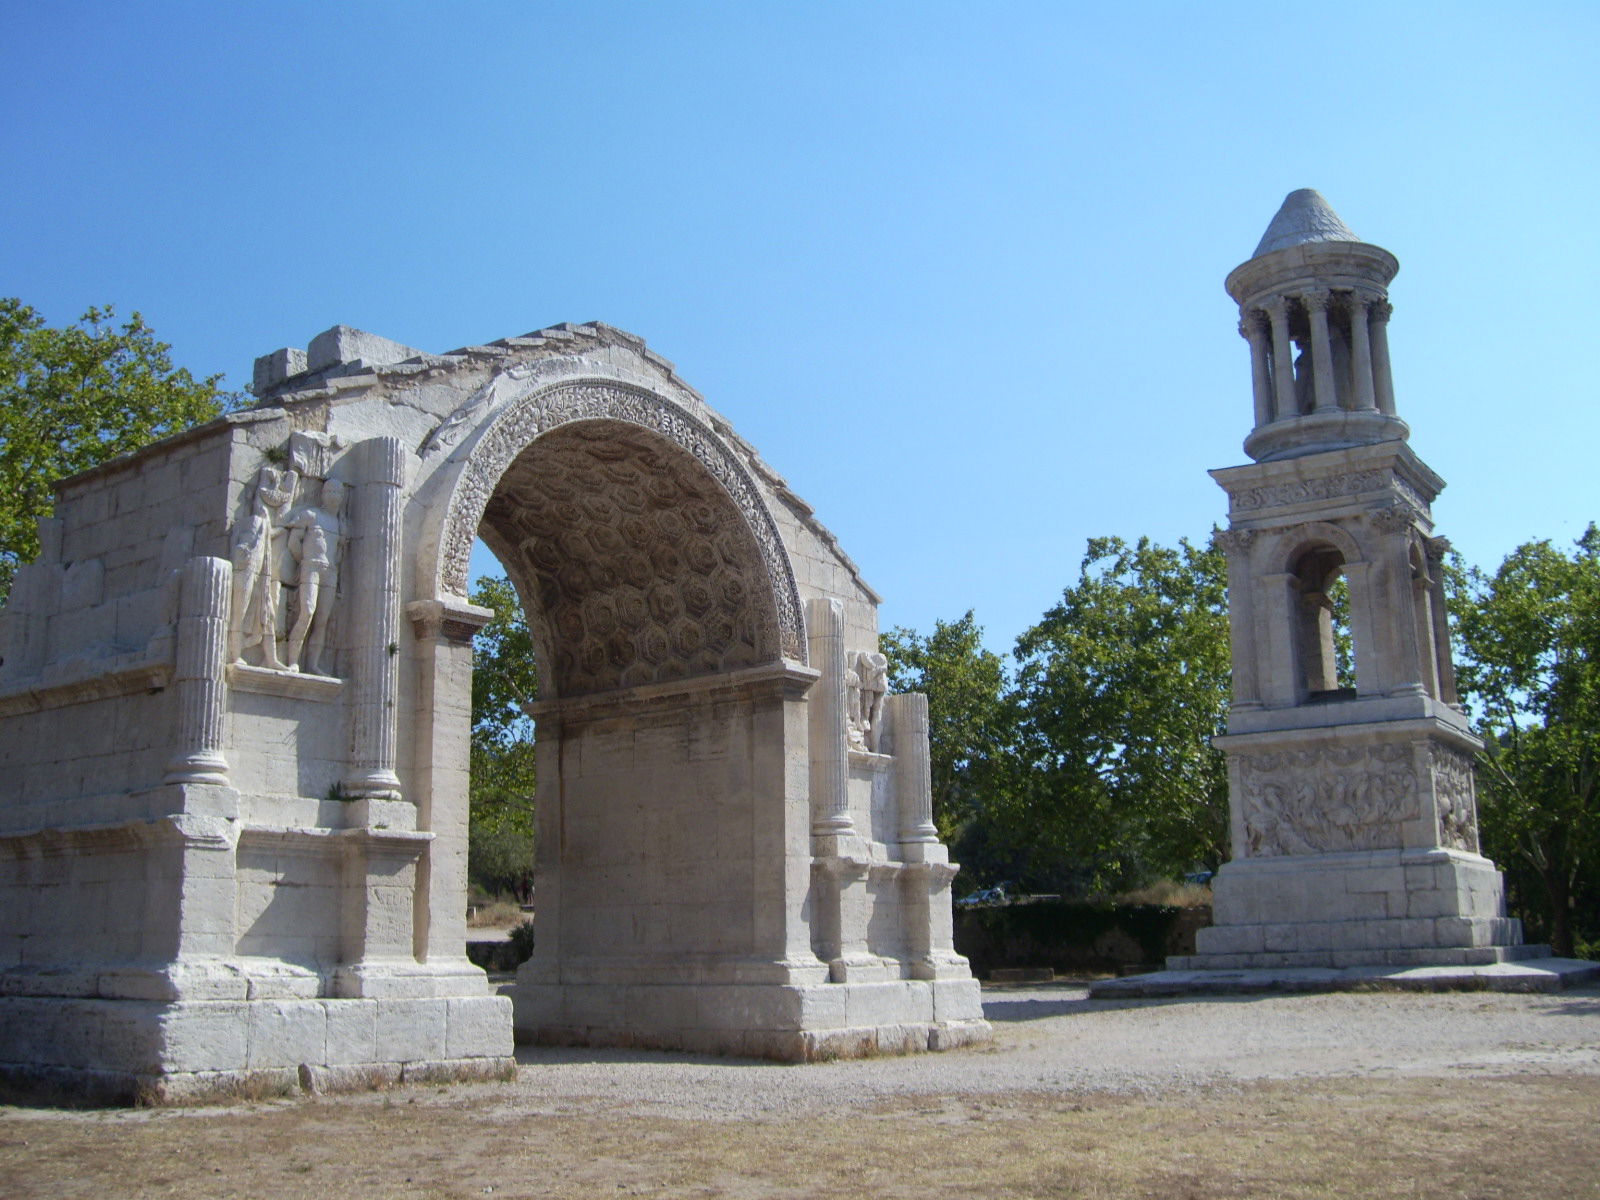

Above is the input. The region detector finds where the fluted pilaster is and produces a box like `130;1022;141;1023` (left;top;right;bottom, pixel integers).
345;436;405;800
889;692;938;844
165;556;232;785
806;597;853;837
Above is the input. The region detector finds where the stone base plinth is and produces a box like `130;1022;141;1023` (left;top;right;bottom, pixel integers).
512;976;989;1061
0;992;514;1104
1179;846;1537;970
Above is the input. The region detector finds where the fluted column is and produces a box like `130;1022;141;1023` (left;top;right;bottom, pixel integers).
1303;290;1339;412
1239;310;1273;429
889;692;939;845
165;555;232;785
346;437;405;800
1369;299;1397;416
1263;296;1296;420
806;597;853;837
1213;529;1261;710
1370;504;1427;697
1425;536;1460;705
1410;548;1442;699
1346;293;1377;411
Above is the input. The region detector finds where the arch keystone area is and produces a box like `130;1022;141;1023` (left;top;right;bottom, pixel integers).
0;322;987;1100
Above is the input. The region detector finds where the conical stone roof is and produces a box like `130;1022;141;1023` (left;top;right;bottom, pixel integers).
1252;189;1360;258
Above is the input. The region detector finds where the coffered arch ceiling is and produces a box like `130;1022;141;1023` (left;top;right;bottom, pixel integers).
480;420;782;698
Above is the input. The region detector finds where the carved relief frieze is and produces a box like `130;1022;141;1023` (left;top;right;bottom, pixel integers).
437;382;805;666
1230;469;1387;514
1229;468;1430;519
1237;742;1414;856
1429;742;1478;852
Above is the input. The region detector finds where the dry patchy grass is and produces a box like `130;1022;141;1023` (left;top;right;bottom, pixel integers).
2;1074;1597;1199
467;901;526;929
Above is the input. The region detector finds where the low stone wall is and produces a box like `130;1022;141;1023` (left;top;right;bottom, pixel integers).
954;902;1211;978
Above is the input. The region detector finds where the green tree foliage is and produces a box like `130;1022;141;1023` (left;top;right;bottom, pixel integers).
1002;535;1231;893
880;612;1007;839
0;300;235;597
1449;526;1600;957
468;575;540;901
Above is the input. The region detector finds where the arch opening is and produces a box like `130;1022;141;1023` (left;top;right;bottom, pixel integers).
1290;542;1356;701
451;414;815;1051
476;420;783;700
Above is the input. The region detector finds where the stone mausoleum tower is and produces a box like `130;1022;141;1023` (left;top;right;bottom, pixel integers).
1176;190;1547;974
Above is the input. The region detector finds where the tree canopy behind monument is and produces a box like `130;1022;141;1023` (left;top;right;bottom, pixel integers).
468;574;539;901
1450;526;1600;957
886;536;1232;898
880;611;1008;840
0;299;236;598
1004;535;1231;891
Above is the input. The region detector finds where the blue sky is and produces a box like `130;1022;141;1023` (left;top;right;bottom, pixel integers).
4;2;1596;657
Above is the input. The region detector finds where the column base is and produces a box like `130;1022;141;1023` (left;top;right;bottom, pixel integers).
512;975;988;1061
0;991;513;1104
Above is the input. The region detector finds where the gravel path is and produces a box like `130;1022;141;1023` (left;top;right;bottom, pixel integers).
462;981;1600;1121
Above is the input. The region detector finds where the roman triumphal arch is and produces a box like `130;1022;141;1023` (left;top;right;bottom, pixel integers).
0;321;987;1100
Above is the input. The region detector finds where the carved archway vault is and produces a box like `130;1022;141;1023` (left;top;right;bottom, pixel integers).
434;381;805;679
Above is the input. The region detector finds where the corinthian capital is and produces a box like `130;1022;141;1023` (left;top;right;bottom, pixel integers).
1261;294;1291;321
1300;289;1332;314
1369;298;1394;323
1238;309;1269;340
1211;527;1258;557
1369;501;1421;535
1424;536;1452;564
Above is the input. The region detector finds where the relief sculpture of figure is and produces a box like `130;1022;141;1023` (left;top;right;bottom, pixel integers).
843;652;866;751
283;479;344;676
229;465;297;668
856;651;889;752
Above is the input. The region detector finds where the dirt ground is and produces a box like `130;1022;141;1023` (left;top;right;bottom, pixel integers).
4;983;1598;1199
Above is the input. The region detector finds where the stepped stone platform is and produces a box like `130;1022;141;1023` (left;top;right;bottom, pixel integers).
1089;957;1600;998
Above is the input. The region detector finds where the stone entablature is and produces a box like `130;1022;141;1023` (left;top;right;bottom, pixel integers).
0;320;985;1099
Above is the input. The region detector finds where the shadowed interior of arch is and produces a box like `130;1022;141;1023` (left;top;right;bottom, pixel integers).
475;419;782;699
1291;542;1356;699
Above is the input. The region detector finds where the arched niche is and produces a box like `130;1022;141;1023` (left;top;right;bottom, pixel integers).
1261;521;1379;704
